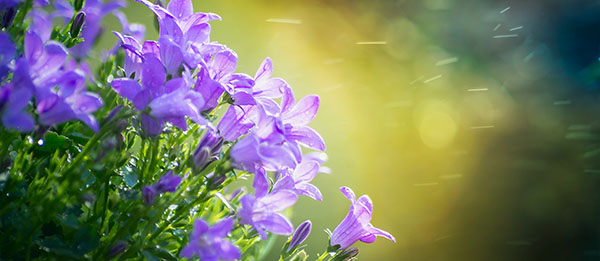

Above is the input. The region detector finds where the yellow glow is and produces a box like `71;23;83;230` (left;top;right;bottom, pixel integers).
417;101;457;149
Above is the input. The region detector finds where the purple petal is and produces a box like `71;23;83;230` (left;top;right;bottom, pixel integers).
367;225;396;243
271;175;294;193
287;125;326;151
209;49;237;81
280;86;295;114
179;12;221;33
212;241;241;260
217;105;254;141
256;212;294;236
0;33;15;65
159;15;184;44
258;190;297;212
112;78;142;101
254;57;273;80
180;244;196;258
184;23;210;45
258;144;297;171
75;112;99;132
208;217;234;238
359;234;377;243
281;95;319;126
136;0;172;20
25;32;43;66
254;78;287;99
296;183;322;201
230;134;261;167
69;92;102;113
34;42;68;81
340;186;356;204
192;218;209;238
166;0;193;19
148;88;202;125
253;167;269;198
133;89;151;110
141;56;166;91
293;160;319;183
158;35;184;75
2;111;35;132
194;67;224;111
29;10;52;42
142;40;160;57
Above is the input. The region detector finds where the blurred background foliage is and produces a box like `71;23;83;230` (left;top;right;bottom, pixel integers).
91;0;600;259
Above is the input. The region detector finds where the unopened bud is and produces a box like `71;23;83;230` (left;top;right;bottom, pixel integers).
288;220;312;251
208;174;226;190
70;12;86;38
107;241;127;258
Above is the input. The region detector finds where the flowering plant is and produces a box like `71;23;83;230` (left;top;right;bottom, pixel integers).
0;0;394;260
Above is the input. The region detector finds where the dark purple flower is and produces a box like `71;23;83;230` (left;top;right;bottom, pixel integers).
107;241;128;258
142;185;157;204
288;220;311;251
181;217;240;261
272;160;323;201
238;190;297;239
143;171;182;204
330;186;395;249
154;171;182;193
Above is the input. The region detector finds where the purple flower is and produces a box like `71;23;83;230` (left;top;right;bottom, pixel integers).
330;186;395;249
288;220;311;251
154;171;182;193
142;185;157;205
238;190;297;239
111;55;207;134
181;217;241;261
142;171;182;204
272;160;323;201
8;32;102;131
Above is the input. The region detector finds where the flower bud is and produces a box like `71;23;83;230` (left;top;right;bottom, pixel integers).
208;174;226;190
193;130;223;171
70;12;86;38
107;241;127;258
288;220;312;251
73;0;85;11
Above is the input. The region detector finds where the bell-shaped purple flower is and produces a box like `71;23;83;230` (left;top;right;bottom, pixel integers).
330;186;395;249
238;190;297;239
181;217;241;261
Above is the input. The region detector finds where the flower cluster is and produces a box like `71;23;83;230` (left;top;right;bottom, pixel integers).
0;0;394;259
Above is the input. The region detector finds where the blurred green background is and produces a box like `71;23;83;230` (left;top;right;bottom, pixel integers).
94;0;600;259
